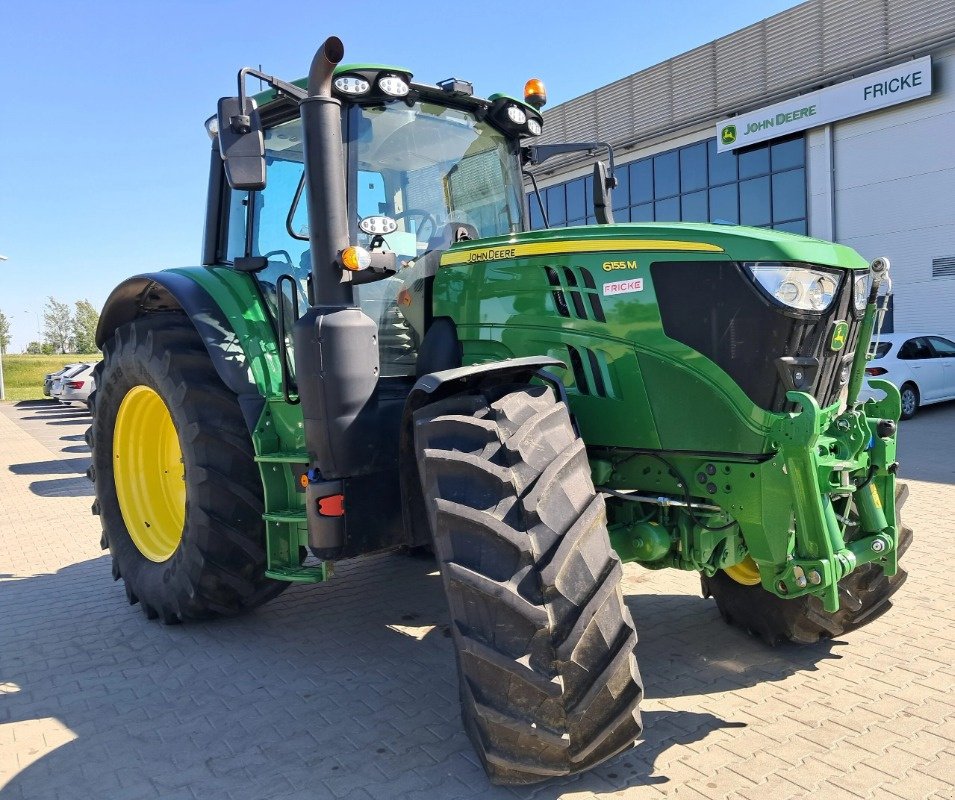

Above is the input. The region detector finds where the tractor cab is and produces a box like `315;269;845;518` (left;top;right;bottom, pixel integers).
210;66;541;380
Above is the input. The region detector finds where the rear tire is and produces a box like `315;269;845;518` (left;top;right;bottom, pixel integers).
89;314;287;622
702;483;912;645
414;383;643;784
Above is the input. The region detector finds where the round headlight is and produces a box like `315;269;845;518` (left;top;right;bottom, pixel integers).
378;75;409;97
808;275;837;310
527;118;542;136
334;75;371;95
506;105;527;125
775;281;801;305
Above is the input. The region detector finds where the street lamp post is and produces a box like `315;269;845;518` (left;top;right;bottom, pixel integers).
0;254;8;401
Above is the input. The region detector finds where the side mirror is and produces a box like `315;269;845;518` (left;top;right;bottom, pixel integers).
217;96;266;190
593;161;615;225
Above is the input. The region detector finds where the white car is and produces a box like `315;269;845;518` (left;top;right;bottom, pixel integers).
60;363;97;408
50;363;85;400
860;332;955;419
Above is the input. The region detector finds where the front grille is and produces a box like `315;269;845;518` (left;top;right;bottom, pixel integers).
651;261;858;413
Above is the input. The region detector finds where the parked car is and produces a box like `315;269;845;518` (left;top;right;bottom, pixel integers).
50;363;86;401
44;364;78;397
859;333;955;419
60;363;96;408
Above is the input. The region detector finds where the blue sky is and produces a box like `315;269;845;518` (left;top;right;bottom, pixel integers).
0;0;801;351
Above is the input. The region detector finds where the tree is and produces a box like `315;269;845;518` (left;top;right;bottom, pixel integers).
25;341;46;355
43;297;72;354
0;310;10;354
72;300;99;353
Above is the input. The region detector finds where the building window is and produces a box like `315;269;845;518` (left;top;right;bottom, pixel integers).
528;134;806;234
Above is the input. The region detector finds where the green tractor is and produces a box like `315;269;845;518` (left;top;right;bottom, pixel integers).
88;37;909;784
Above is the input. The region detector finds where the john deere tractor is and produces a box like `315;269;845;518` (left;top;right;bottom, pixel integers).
88;37;909;784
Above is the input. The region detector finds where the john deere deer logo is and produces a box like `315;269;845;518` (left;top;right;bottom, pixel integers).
721;125;737;145
830;321;849;351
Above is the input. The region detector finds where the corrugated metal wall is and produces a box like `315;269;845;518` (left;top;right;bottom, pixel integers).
534;0;955;173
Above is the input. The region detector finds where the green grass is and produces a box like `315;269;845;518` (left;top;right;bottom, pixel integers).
0;354;101;402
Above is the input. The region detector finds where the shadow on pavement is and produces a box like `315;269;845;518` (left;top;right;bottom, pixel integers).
896;403;955;486
0;552;839;800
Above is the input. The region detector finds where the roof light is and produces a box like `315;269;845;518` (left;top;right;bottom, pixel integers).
506;104;527;125
334;74;371;95
378;75;409;97
341;246;371;271
527;118;542;136
524;78;547;109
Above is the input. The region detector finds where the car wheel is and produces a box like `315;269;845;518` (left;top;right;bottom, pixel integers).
899;382;919;420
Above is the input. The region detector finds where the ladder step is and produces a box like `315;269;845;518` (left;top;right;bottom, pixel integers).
264;510;307;524
265;563;329;584
255;451;309;464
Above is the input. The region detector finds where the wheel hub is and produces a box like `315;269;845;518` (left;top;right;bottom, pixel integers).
724;555;761;586
113;385;185;562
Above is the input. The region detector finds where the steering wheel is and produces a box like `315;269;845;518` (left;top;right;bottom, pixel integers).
393;208;438;245
262;249;294;268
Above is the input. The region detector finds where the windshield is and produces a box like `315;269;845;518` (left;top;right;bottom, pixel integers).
351;102;524;261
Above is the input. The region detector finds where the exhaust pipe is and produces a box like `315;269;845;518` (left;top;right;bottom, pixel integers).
308;36;345;98
294;36;383;497
300;36;350;307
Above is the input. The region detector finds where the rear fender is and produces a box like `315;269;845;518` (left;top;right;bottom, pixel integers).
96;269;282;431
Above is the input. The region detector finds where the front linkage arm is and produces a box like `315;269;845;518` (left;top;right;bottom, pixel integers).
768;390;900;611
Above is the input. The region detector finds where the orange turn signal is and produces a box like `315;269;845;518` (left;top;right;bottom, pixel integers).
524;78;547;109
340;246;371;271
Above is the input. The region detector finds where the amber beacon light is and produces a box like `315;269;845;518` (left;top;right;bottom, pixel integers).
524;78;547;109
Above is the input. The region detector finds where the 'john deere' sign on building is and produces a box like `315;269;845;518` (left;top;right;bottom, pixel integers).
716;56;933;152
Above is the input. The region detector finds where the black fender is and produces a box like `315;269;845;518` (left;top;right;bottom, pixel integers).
96;273;265;431
398;356;567;547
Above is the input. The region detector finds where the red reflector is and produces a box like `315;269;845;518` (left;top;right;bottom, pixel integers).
865;367;888;376
66;381;85;389
317;494;345;517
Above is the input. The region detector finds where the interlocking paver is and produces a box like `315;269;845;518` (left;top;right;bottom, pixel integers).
2;399;955;800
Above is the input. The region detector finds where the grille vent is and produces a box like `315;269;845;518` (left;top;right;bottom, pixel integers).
932;257;955;278
542;266;606;322
566;345;614;398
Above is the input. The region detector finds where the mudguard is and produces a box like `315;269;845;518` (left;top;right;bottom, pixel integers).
398;356;567;547
96;271;275;431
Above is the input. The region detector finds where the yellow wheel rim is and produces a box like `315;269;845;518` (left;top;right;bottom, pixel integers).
113;386;185;562
724;556;762;586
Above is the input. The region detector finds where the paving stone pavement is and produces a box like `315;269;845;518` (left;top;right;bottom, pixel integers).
1;398;953;800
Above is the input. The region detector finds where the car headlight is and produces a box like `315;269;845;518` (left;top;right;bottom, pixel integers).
853;272;871;312
744;262;841;312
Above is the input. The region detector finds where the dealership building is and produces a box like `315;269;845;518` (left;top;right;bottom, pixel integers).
528;0;955;332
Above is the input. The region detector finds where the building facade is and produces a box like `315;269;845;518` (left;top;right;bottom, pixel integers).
529;0;955;332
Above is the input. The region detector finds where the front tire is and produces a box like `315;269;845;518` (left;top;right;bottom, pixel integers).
414;383;643;784
702;483;912;645
899;383;919;420
89;314;287;622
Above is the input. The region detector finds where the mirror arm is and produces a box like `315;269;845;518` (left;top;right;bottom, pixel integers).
522;169;549;229
235;67;308;132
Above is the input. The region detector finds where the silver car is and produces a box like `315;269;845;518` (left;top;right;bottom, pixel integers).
60;363;97;408
50;363;85;401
